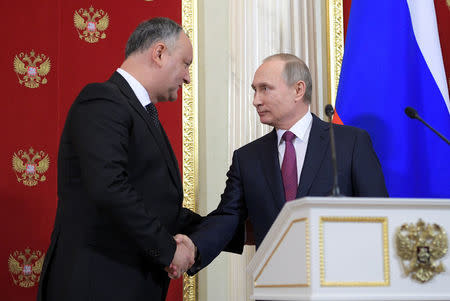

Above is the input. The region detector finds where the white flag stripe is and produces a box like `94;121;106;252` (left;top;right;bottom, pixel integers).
406;0;450;113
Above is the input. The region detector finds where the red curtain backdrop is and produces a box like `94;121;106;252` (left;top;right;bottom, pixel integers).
434;0;450;93
1;1;184;300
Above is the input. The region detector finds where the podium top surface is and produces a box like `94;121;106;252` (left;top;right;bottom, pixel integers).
288;196;450;209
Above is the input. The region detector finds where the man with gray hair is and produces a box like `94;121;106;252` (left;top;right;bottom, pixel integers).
185;53;388;275
37;17;200;301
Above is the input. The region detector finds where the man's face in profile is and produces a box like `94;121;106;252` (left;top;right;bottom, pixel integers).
251;59;301;130
158;32;193;102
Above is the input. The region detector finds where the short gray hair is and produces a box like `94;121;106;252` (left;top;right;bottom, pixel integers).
125;17;183;58
264;53;313;103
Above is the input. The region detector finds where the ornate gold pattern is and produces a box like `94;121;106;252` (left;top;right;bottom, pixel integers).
13;50;51;88
8;248;45;288
182;0;198;300
396;219;448;283
74;6;109;43
326;0;344;105
12;147;50;187
320;216;390;287
255;218;310;288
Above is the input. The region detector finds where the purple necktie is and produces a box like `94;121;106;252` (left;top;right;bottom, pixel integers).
281;131;298;202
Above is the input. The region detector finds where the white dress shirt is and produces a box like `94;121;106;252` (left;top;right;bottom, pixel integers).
116;68;152;108
276;111;313;184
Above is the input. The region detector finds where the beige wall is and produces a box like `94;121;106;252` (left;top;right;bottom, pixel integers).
197;0;231;301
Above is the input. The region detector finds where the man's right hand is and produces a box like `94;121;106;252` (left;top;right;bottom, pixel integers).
165;234;196;279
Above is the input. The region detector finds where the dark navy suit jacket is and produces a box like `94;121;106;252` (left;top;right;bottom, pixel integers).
189;114;388;273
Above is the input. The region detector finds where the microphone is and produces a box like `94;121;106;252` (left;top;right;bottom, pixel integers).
324;104;342;196
404;106;450;146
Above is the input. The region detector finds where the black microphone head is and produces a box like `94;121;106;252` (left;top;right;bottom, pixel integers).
325;104;334;118
405;107;418;119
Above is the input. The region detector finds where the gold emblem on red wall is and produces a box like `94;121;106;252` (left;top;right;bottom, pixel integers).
8;248;45;288
12;147;50;187
74;6;109;43
13;50;51;89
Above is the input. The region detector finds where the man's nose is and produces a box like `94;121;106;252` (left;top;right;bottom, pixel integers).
253;92;261;107
184;70;191;84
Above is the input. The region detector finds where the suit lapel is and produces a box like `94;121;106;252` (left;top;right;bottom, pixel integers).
258;129;286;210
297;114;330;197
108;72;182;194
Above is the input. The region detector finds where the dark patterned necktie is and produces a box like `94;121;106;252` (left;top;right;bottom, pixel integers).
281;131;298;202
145;103;162;133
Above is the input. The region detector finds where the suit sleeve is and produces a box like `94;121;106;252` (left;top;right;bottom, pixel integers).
351;129;389;197
69;96;176;268
176;207;202;235
187;150;248;274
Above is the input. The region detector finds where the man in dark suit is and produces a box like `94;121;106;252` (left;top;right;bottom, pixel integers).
184;53;388;274
37;17;200;301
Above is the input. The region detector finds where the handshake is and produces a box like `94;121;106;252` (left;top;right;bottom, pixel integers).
165;234;196;279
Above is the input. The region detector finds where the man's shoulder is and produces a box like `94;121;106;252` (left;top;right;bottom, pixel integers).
235;130;275;155
310;114;371;145
333;122;369;138
78;79;121;102
67;76;130;117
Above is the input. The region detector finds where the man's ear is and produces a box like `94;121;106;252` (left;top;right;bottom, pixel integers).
150;42;167;67
294;80;306;102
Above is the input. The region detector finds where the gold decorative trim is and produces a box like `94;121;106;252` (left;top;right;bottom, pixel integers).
255;218;310;288
182;0;198;300
326;0;344;105
319;216;390;287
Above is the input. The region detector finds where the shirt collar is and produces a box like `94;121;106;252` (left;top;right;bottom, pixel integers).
116;68;151;108
276;111;313;145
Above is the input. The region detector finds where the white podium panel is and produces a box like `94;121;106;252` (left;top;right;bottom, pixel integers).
247;197;450;301
255;218;309;287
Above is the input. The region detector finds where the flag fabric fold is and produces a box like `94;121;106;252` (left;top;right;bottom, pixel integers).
335;0;450;197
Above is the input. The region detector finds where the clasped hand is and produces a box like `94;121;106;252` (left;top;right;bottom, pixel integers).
165;234;196;279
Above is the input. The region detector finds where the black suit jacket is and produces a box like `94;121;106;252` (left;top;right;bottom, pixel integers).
189;114;388;272
37;72;201;301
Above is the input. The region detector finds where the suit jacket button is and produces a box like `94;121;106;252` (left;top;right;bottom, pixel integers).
147;249;160;257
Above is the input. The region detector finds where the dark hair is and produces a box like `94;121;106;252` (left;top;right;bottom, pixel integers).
125;17;183;58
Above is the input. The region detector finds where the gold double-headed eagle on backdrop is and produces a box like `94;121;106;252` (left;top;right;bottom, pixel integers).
396;219;448;283
13;50;51;89
74;6;109;43
12;147;50;187
8;248;45;288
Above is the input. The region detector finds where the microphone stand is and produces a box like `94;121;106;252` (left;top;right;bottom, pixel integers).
405;107;450;146
325;104;342;197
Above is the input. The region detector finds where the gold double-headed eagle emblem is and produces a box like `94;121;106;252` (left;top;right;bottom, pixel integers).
74;6;109;43
13;50;51;89
12;147;50;187
396;219;448;283
8;248;45;288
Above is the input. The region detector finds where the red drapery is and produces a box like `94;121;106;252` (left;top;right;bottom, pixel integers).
1;1;184;300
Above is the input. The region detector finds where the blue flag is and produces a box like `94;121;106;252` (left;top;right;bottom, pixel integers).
335;0;450;197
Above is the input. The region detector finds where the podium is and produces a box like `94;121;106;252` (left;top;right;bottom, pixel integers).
247;197;450;300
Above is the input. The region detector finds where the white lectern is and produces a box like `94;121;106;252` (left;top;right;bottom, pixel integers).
247;197;450;301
